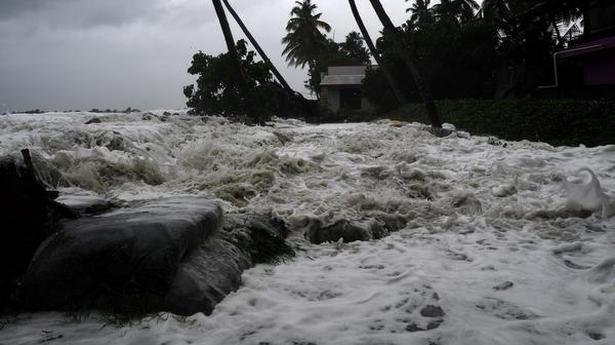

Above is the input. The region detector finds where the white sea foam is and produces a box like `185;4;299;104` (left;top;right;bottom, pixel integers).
1;112;614;345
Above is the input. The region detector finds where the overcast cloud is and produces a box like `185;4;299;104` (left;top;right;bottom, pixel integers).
0;0;414;112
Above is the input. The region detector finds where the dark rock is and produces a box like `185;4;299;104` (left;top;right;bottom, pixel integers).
405;319;443;332
366;211;408;235
420;305;445;318
85;117;102;124
304;213;409;245
165;236;251;315
587;332;605;340
165;212;293;315
22;204;292;316
493;281;514;291
426;127;454;138
0;152;72;311
22;198;222;312
306;218;382;244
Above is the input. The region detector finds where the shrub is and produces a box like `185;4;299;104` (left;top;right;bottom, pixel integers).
387;99;615;147
184;40;312;123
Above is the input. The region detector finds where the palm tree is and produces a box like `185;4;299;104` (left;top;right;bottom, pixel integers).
211;0;248;94
340;32;371;64
348;0;407;105
453;0;480;22
481;0;510;22
221;0;294;94
406;0;435;26
368;0;442;128
282;0;331;71
433;0;456;21
434;0;479;23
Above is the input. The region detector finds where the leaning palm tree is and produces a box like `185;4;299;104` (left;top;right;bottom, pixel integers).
282;0;331;71
368;0;442;128
406;0;435;26
348;0;407;105
211;0;248;94
221;0;294;94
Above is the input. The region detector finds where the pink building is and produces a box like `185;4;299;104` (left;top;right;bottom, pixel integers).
557;1;615;90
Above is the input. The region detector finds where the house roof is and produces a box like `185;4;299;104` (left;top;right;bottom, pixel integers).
320;74;365;86
562;36;615;58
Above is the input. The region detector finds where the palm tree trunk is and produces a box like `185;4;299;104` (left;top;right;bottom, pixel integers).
348;0;408;106
221;0;295;94
368;0;442;128
212;0;248;94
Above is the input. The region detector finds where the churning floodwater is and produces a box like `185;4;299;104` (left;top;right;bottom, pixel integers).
0;111;614;345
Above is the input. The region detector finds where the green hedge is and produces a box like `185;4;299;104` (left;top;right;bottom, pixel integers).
386;99;615;147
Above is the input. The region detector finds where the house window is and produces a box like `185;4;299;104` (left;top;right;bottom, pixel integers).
339;88;362;110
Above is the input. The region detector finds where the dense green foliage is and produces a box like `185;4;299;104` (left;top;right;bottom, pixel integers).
184;40;307;123
388;99;615;147
282;0;332;70
363;0;587;111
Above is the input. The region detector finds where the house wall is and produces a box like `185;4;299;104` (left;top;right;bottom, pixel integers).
322;87;341;112
321;86;376;113
584;50;615;85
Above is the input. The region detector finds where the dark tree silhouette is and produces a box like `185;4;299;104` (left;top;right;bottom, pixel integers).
348;0;407;105
368;0;442;128
221;0;295;94
406;0;435;25
212;0;248;95
282;0;331;71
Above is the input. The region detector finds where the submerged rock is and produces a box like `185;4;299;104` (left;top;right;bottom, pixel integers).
306;218;384;244
84;117;101;124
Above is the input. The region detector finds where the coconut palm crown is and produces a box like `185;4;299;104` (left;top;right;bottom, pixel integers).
406;0;435;26
282;0;332;70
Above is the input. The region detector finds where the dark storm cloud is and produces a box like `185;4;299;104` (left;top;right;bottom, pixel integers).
0;0;411;111
0;0;214;29
0;0;46;20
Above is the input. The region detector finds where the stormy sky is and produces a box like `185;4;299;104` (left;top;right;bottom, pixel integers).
0;0;414;112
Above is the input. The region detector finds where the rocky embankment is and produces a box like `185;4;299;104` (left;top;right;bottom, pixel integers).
1;153;292;316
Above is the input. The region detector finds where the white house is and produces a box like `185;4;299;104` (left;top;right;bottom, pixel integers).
319;65;376;113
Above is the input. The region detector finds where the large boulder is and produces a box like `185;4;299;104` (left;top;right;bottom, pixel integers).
22;198;223;312
0;152;72;311
22;202;294;316
165;212;293;315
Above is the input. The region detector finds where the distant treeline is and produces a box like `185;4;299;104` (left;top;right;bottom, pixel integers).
5;107;142;115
